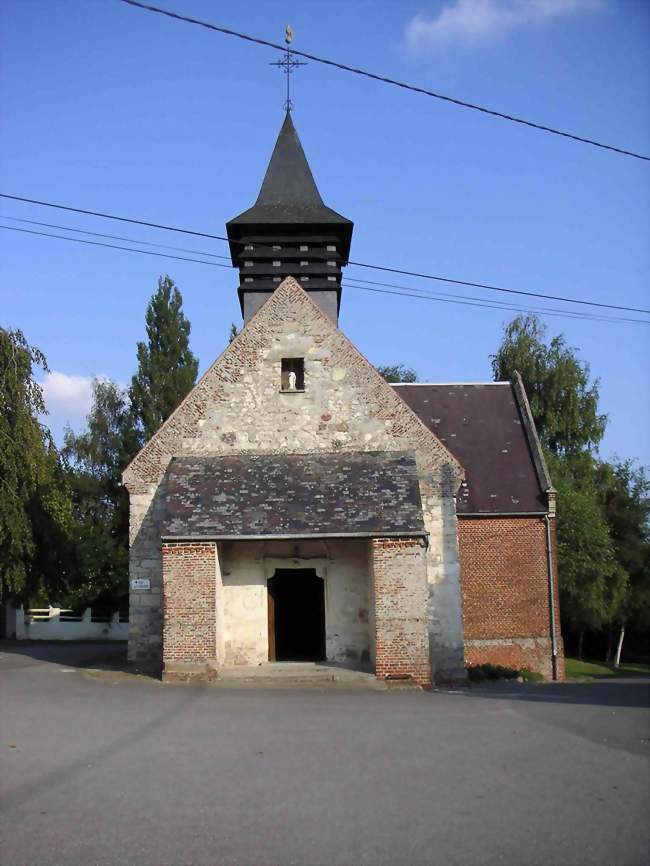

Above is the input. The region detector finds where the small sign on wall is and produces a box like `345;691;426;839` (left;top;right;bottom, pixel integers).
131;578;151;590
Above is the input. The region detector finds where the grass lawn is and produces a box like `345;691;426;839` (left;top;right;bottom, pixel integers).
565;657;650;680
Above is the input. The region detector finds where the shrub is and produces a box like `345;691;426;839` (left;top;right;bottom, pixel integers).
520;668;544;682
466;663;520;682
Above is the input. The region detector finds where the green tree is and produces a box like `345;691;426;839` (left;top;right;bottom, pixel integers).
0;328;72;603
63;379;140;607
491;314;606;459
491;315;619;655
595;460;650;665
549;456;627;657
376;364;418;383
131;276;199;443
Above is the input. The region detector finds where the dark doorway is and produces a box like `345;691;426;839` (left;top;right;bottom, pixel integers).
268;569;326;662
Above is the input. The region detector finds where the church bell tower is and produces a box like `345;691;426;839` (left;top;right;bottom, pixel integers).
226;112;354;325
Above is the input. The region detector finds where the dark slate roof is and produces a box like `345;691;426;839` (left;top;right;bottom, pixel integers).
162;451;425;539
393;383;547;514
227;113;353;229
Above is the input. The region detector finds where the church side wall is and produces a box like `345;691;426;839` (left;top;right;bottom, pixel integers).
459;516;564;680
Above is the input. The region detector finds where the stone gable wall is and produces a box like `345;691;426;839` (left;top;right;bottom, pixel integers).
124;278;465;676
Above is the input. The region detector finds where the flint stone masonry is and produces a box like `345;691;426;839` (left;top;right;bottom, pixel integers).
123;277;465;677
371;537;431;687
458;516;564;680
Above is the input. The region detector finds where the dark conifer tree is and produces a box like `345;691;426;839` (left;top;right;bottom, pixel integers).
130;276;199;443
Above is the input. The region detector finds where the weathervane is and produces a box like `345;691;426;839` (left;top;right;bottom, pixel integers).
270;25;307;112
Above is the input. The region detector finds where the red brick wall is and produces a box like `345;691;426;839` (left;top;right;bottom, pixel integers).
458;517;564;680
162;542;218;679
371;537;431;688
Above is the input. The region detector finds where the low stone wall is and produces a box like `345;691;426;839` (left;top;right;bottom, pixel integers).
4;604;128;641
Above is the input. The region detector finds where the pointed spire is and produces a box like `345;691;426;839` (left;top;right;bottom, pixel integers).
227;112;352;229
255;112;324;208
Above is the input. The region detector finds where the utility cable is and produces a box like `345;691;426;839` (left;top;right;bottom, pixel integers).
342;281;649;326
2;193;647;315
0;225;231;269
0;215;232;260
3;223;647;326
343;276;644;322
119;0;650;162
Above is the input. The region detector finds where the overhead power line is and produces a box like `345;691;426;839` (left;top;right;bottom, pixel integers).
342;276;645;324
1;215;232;261
2;222;648;326
119;0;650;162
2;193;647;315
0;225;231;269
343;282;647;326
5;214;646;323
346;262;650;315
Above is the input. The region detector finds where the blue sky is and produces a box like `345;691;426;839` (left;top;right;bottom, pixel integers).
1;0;648;466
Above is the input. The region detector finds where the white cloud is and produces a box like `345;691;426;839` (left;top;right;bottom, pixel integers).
404;0;600;50
40;371;94;426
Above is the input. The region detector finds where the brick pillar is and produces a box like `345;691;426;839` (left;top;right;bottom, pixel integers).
370;537;432;688
162;542;221;681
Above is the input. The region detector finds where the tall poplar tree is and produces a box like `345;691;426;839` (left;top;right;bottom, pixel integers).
130;276;199;443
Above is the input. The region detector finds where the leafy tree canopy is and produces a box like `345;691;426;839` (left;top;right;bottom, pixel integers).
131;276;199;443
376;364;418;383
595;459;650;631
491;314;606;459
0;328;72;603
549;455;627;633
63;379;139;607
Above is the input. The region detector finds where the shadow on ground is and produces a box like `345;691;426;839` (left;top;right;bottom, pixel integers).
455;678;650;709
0;639;129;672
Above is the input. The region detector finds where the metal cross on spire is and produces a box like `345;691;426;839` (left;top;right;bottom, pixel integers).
269;24;307;112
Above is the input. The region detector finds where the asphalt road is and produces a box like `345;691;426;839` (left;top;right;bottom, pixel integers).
1;642;648;866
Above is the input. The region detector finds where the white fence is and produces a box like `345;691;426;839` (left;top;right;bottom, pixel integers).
3;604;128;641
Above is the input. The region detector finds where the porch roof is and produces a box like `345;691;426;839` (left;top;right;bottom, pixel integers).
161;451;425;540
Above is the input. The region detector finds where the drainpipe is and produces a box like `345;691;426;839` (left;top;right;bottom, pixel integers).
544;514;559;681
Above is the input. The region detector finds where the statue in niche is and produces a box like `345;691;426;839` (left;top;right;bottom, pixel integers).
288;370;297;391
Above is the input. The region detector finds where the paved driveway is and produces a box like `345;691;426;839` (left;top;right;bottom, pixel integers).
1;642;648;866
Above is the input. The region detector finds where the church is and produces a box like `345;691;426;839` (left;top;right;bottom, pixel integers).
123;111;563;685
